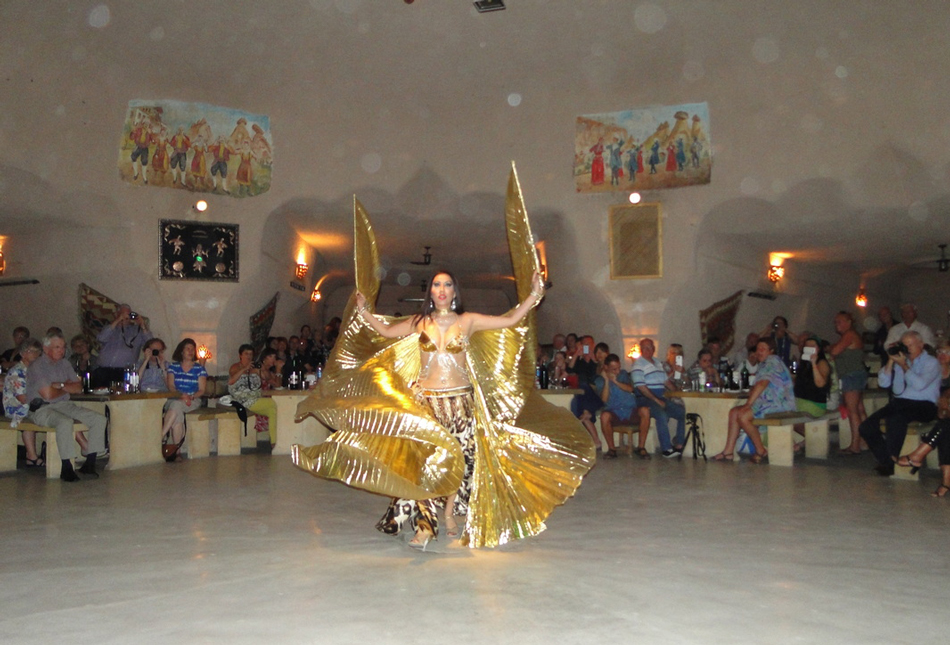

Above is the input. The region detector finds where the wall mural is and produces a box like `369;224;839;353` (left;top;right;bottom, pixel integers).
575;102;711;193
159;220;238;282
118;100;273;198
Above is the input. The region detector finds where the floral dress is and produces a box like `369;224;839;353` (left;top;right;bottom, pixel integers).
2;362;30;427
751;354;795;418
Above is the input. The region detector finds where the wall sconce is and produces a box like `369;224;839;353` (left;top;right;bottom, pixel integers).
855;288;868;308
196;345;212;361
310;289;321;302
627;343;641;360
768;252;791;283
295;247;309;280
0;247;5;277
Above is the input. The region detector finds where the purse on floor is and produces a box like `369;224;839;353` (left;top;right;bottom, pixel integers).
162;430;186;462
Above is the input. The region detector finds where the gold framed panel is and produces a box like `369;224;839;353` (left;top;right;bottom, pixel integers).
608;202;662;279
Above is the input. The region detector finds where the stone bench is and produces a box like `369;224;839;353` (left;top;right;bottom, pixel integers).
0;419;88;479
758;412;818;467
184;406;242;458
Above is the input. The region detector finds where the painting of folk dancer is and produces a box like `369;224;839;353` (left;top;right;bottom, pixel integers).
118;100;273;198
575;102;711;193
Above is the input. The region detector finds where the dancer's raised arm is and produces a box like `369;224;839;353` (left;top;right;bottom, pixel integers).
355;291;416;339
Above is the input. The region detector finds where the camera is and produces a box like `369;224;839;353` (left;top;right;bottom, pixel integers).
887;342;908;356
129;312;138;320
772;322;778;330
151;349;159;356
253;361;262;369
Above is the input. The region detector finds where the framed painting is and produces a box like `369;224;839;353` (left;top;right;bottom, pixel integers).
609;203;662;279
159;220;239;282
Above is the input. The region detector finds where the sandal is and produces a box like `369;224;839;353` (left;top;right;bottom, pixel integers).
749;449;768;464
25;457;45;468
711;452;734;462
838;448;862;456
444;517;460;539
408;530;434;551
634;447;652;460
932;484;950;498
896;455;924;474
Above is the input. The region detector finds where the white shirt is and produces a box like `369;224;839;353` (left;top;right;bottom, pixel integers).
884;320;936;349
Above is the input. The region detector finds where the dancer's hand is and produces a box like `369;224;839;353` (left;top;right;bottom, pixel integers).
355;291;367;312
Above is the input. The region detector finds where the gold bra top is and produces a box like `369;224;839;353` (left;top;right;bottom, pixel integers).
419;331;466;354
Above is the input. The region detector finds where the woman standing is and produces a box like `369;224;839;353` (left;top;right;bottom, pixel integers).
3;338;44;466
293;171;594;549
228;345;279;447
162;338;207;457
713;338;795;464
828;311;868;455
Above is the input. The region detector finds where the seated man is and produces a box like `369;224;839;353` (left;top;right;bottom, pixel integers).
595;353;650;459
93;303;153;388
26;332;109;481
884;303;936;350
632;338;687;457
688;348;721;389
859;331;940;476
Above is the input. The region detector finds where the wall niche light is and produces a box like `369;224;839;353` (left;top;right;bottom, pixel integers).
855;288;868;308
627;343;641;360
768;252;791;283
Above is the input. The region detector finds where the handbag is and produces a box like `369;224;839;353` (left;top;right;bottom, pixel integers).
162;429;186;462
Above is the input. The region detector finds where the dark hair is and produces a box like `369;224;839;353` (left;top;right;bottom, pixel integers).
258;348;278;363
145;338;166;352
566;333;578;343
705;336;721;345
13;326;30;337
413;270;464;325
300;325;311;335
773;316;788;327
173;338;196;363
697;349;712;360
757;337;777;353
836;310;854;325
605;353;621;365
238;343;255;355
594;342;610;354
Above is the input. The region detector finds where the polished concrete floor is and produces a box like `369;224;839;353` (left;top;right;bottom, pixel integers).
1;449;947;645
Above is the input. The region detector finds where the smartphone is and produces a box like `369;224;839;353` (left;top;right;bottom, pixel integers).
802;347;816;360
675;356;683;367
582;346;589;355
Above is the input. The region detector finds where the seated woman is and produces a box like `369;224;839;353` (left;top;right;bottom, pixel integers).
162;338;208;458
68;334;96;375
713;337;795;464
794;336;831;417
2;338;44;466
228;345;279;447
138;338;169;392
897;341;950;496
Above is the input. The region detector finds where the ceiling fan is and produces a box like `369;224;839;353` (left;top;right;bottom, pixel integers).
409;246;432;266
908;243;949;272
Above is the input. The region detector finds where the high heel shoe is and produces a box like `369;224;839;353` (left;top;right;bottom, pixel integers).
408;531;433;551
444;518;460;539
896;455;923;475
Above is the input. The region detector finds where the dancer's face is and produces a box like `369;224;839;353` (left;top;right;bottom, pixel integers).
430;273;455;311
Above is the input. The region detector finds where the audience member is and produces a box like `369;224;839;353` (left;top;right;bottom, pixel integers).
794;336;831;422
662;343;686;388
687;348;721;388
138;338;169;392
828;311;868;455
729;332;760;368
632;338;686;457
873;306;896;365
896;340;950;496
761;316;797;366
567;335;604;424
2;338;44;466
69;334;97;375
713;338;795;464
228;345;279;446
163;338;208;459
552;333;567;355
884;303;936;349
1;326;30;370
26;332;108;481
859;331;939;476
93;304;153;388
299;324;316;358
595;354;649;459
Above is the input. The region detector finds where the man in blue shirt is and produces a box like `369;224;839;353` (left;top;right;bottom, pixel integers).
595;354;650;459
859;331;940;476
632;338;687;458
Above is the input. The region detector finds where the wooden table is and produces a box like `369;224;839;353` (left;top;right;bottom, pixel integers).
263;390;332;455
677;390;748;460
72;392;178;470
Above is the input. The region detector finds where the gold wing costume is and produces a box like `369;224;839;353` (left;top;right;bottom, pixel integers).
292;163;596;548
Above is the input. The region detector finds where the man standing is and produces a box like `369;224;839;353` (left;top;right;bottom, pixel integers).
26;332;108;481
632;338;687;457
884;303;936;349
93;304;153;388
859;331;940;476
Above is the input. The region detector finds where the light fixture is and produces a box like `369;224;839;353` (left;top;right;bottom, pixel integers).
768;252;791;283
0;247;5;277
628;192;641;204
196;345;212;361
474;0;505;13
310;289;321;302
194;200;208;212
938;244;949;272
855;288;868;308
627;343;641;360
295;247;309;279
410;246;432;266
